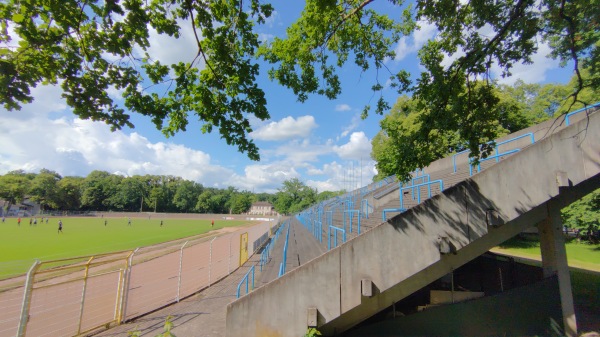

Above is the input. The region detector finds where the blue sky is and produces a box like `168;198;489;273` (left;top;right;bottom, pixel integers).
0;2;574;193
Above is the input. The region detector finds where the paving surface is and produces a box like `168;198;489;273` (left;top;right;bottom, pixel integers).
91;218;324;337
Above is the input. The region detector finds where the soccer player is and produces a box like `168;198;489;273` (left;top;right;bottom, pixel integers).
128;217;132;226
160;220;163;227
17;217;21;226
58;220;63;233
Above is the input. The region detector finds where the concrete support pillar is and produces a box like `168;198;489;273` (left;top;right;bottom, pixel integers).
538;201;577;336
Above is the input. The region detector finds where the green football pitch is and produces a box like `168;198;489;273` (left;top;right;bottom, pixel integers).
0;216;253;280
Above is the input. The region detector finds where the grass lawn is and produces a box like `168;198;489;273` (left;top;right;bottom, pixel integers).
492;236;600;330
493;236;600;272
0;216;254;279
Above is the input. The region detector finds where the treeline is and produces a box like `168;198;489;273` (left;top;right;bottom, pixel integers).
0;170;344;215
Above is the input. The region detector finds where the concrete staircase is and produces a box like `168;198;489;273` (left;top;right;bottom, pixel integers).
226;108;600;337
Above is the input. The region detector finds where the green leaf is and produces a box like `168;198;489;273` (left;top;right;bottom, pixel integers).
12;13;24;23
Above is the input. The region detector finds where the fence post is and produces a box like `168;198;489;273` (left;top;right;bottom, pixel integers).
119;247;139;322
176;241;189;302
208;236;217;286
17;260;41;337
77;257;94;334
228;234;232;274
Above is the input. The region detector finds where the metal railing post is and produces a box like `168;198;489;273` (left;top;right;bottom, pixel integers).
176;241;189;302
208;236;217;286
120;247;139;322
76;257;94;334
17;260;41;337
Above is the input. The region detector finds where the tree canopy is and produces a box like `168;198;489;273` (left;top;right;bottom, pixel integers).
561;187;600;242
2;0;598;165
371;75;600;181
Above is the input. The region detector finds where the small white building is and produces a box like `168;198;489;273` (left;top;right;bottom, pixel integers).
248;201;277;216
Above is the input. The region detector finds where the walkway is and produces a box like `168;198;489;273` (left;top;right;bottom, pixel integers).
91;218;323;337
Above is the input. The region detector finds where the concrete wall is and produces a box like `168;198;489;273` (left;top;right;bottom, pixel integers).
346;276;562;337
225;110;600;337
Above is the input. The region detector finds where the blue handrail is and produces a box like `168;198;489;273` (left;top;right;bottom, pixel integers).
452;132;534;172
565;102;600;125
411;174;430;200
399;180;444;208
470;149;521;176
278;223;291;277
236;265;255;298
314;220;322;242
343;210;362;234
382;208;406;221
328;225;346;250
361;199;372;219
259;241;270;272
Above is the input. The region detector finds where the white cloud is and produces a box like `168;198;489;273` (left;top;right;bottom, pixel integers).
227;161;300;193
339;113;362;139
413;21;438;47
394;20;437;61
305;160;377;192
492;42;560;85
135;19;202;68
4;22;22;48
335;104;352;112
269;138;332;164
439;26;560;85
394;37;412;61
262;10;279;28
0;84;234;187
333;132;372;160
258;33;274;42
251;115;317;141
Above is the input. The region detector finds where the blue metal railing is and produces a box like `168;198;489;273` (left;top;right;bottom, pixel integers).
411;174;430;200
399;180;444;209
314;220;322;242
236;265;255;298
565;102;600;125
328;225;346;250
469;149;521;176
343;210;361;234
452;132;534;172
361;199;372;219
259;241;270;271
326;210;333;228
278;222;291;277
382;208;406;221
